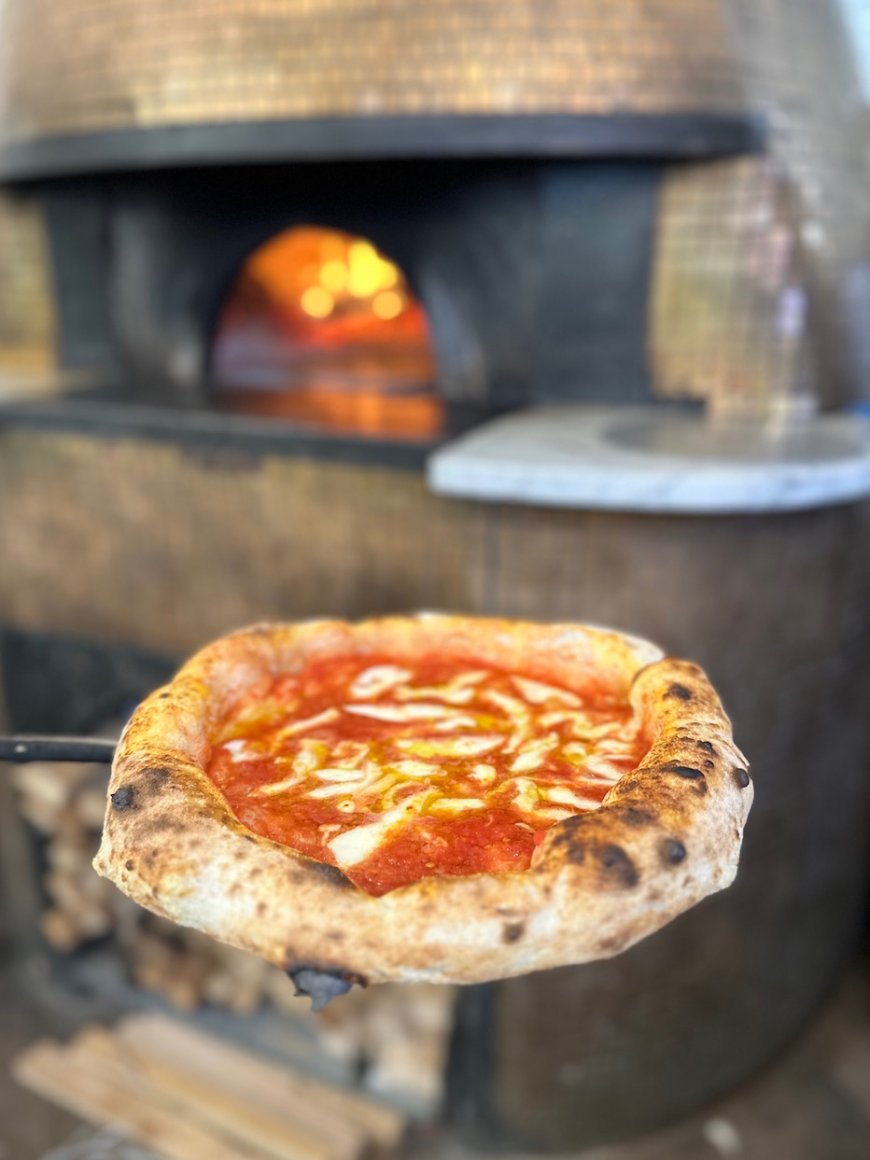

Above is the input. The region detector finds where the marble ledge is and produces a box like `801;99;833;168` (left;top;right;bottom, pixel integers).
425;405;870;515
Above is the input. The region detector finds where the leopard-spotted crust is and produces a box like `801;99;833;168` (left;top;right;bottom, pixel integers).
93;615;753;985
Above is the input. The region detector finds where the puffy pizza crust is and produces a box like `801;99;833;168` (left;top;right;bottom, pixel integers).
93;615;753;986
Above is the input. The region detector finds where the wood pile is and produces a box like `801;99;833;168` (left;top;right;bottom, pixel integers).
11;757;457;1114
13;759;119;951
14;1014;407;1160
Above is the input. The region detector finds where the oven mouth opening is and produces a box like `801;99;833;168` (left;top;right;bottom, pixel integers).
210;225;442;442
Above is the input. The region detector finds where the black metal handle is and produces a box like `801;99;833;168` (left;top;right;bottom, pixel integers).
0;735;117;763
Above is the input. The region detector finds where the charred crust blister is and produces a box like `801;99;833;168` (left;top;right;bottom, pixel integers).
622;807;653;828
287;964;363;1011
660;761;704;777
555;814;585;836
502;923;526;944
142;766;173;792
549;815;586;860
612;774;644;796
309;862;356;889
596;844;639;889
662;838;687;865
660;761;707;792
110;786;136;811
665;683;694;702
550;821;586;865
734;767;751;788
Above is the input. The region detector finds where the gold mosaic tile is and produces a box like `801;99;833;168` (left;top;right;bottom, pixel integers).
0;0;744;140
0;193;56;380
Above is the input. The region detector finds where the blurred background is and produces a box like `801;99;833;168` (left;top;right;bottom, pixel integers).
1;2;870;1157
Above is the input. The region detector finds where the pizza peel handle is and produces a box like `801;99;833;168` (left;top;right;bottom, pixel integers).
0;735;117;763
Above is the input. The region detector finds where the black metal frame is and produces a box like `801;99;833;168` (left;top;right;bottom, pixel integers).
0;113;764;181
0;391;493;470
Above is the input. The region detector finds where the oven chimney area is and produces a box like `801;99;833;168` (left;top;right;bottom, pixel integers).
2;2;870;1158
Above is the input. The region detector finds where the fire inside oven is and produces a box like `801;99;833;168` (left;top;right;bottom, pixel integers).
211;226;442;440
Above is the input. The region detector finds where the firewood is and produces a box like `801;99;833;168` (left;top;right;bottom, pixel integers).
225;975;267;1016
42;871;112;942
132;931;175;992
78;1025;356;1160
112;895;146;950
129;932;205;1012
364;1034;448;1108
13;1038;267;1160
45;833;92;874
118;1014;404;1152
16;794;66;835
39;907;80;952
11;761;95;814
203;966;238;1009
75;863;114;905
76;782;110;829
161;953;212;1014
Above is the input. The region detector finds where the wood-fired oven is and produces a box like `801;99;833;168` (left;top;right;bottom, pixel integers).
1;0;870;1152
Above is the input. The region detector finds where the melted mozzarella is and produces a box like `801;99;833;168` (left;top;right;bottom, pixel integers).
511;676;581;707
214;654;646;892
349;665;412;699
328;792;432;867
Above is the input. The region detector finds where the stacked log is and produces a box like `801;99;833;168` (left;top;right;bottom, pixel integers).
14;1014;408;1159
11;755;457;1113
12;760;119;951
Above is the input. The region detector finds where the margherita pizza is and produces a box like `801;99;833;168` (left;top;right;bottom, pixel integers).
94;615;752;988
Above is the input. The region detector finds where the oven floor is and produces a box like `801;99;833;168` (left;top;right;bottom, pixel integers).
2;955;869;1160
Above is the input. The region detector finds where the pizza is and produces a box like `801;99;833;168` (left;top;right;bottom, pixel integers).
94;615;752;990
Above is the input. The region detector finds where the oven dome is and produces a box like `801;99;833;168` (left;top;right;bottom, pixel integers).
0;0;749;161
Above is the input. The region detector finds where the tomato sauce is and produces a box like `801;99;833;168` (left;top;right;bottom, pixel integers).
206;654;646;895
